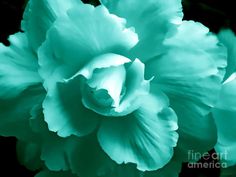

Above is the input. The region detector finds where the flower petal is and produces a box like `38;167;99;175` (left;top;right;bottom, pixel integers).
31;110;78;171
111;59;151;116
0;85;45;140
81;58;150;117
22;0;82;50
0;32;42;99
97;92;178;171
74;53;130;80
85;65;126;108
79;54;129;109
213;76;236;167
218;29;236;80
38;4;138;90
66;134;115;177
100;0;183;61
40;134;74;171
146;21;227;159
39;130;115;176
43;76;99;137
31;109;73;171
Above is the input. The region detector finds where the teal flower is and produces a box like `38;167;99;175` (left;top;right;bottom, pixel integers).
212;29;236;170
0;0;227;176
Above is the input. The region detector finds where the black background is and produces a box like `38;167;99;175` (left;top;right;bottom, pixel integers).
0;0;235;176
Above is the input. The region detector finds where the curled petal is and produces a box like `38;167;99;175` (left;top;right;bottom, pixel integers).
81;58;150;117
84;65;127;109
113;59;151;115
75;53;130;80
71;53;130;111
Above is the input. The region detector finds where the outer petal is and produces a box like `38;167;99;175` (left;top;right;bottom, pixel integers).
43;76;100;137
218;29;236;80
27;106;71;171
40;134;77;171
38;4;138;89
22;0;82;50
213;76;236;167
0;32;44;140
41;135;116;176
146;21;227;159
39;131;115;176
66;134;115;177
0;85;45;140
100;0;183;61
98;92;178;171
0;32;42;99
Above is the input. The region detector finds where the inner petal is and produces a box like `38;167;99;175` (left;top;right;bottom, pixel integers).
86;87;114;108
87;65;126;107
80;57;151;117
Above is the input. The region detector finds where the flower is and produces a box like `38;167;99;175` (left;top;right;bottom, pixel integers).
0;0;227;176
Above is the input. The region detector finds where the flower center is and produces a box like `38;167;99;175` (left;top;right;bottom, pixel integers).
79;53;150;117
87;88;114;108
80;53;129;116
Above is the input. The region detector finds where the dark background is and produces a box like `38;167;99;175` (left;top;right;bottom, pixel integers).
0;0;235;176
